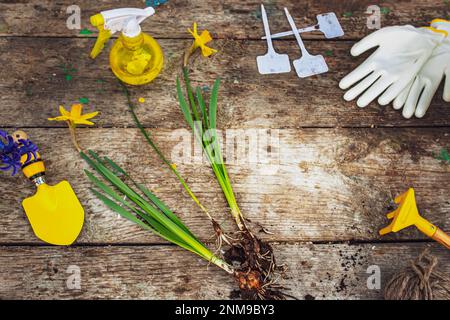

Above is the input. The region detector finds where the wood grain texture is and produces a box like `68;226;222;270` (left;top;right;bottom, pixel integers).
1;37;450;129
0;128;448;244
0;0;448;39
1;0;450;301
0;243;448;299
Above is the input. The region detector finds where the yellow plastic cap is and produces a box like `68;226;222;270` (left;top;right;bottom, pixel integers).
90;14;104;27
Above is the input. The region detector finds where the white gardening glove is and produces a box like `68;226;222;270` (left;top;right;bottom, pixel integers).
393;19;450;118
339;25;446;108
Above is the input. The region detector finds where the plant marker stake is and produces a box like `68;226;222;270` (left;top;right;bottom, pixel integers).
257;4;291;75
263;12;344;40
284;7;329;78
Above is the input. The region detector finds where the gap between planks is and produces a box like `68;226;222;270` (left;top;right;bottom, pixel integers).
0;239;436;247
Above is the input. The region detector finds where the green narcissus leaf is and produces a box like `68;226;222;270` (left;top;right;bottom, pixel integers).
119;81;212;222
81;151;232;271
177;77;194;130
103;156;126;176
196;86;209;126
182;68;201;123
209;78;220;129
89;187;151;231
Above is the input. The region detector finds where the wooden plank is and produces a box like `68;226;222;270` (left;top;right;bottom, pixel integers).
0;128;448;244
0;0;447;39
1;37;450;128
0;243;448;299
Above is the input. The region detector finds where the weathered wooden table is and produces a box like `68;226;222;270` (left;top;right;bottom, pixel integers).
0;0;449;300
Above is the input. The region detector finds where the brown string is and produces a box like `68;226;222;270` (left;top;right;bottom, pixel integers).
384;249;450;300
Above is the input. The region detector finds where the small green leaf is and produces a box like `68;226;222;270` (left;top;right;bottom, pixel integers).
380;7;391;15
79;97;89;104
343;12;353;18
434;148;450;164
79;28;93;35
325;50;333;57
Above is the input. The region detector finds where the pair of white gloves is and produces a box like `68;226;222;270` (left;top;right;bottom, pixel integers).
340;19;450;119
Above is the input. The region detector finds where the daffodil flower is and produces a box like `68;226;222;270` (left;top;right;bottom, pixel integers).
48;104;99;152
184;22;217;66
48;104;99;126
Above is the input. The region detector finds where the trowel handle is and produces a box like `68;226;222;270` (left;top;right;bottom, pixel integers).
12;131;46;182
432;228;450;250
21;152;45;182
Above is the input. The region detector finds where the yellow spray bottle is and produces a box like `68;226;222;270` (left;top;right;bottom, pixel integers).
90;7;163;85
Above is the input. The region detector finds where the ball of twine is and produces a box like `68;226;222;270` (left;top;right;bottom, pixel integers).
384;248;450;300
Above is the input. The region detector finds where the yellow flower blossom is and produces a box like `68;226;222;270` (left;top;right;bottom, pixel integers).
48;104;99;126
188;22;217;58
48;104;99;152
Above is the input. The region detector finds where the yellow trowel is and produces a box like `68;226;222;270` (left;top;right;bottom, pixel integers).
380;188;450;249
14;131;84;245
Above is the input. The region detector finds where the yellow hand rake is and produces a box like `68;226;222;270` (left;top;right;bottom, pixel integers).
380;188;450;249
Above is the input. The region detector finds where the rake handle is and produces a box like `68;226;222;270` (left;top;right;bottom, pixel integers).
432;228;450;250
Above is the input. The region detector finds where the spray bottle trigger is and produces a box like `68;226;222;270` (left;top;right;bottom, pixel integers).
90;14;112;59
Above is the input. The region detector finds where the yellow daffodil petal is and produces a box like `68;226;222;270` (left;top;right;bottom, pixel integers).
48;115;69;122
59;105;70;117
199;30;213;45
188;22;198;37
80;111;99;120
200;44;217;57
70;104;83;118
193;22;198;34
188;30;199;49
73;119;95;126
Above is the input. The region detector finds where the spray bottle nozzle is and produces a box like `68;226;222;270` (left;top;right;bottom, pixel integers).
90;7;155;59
